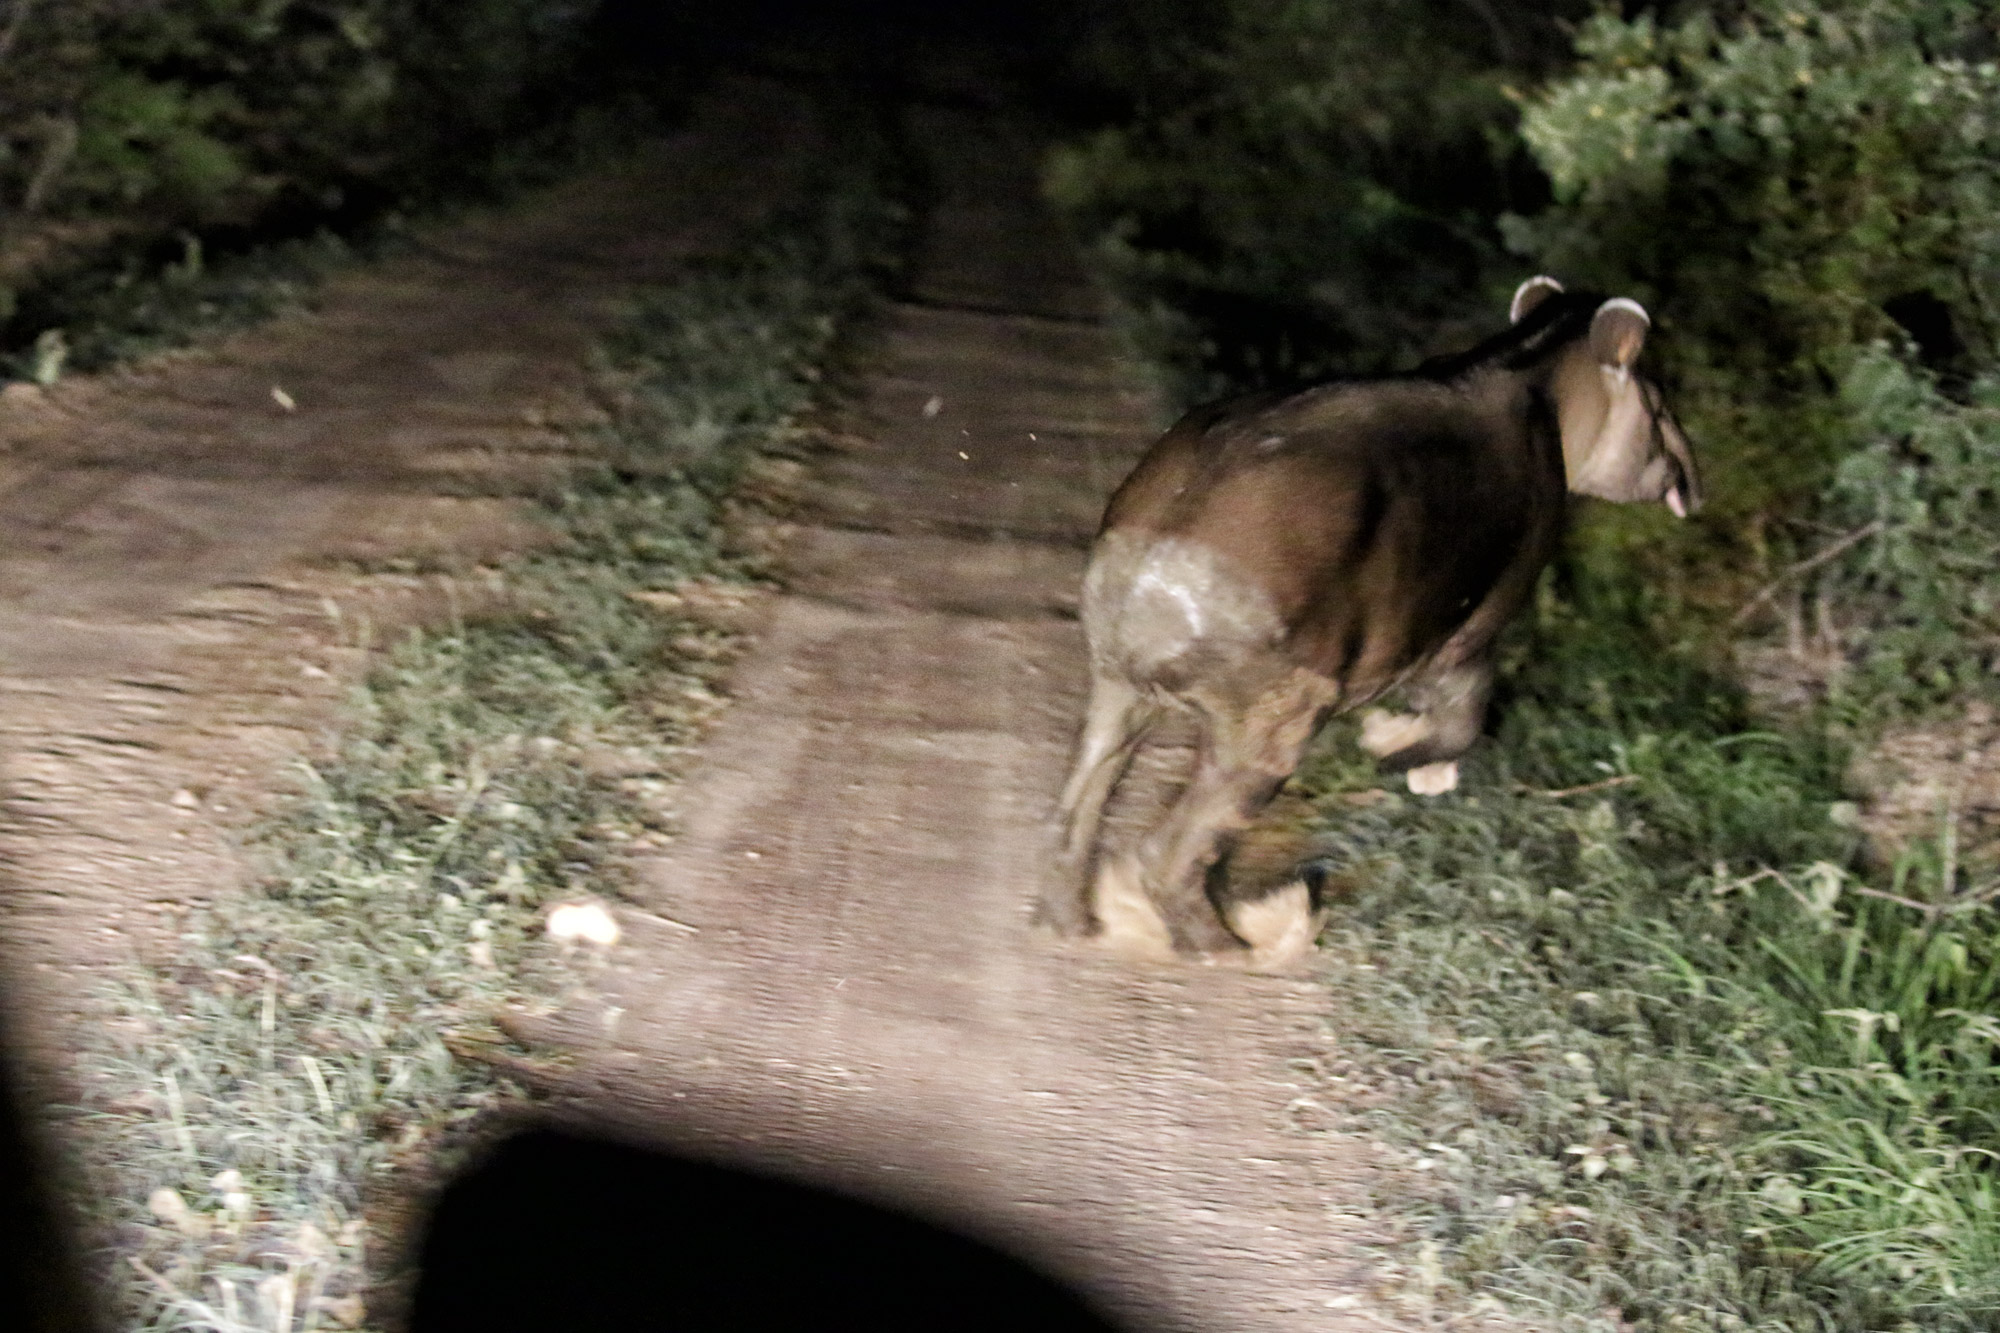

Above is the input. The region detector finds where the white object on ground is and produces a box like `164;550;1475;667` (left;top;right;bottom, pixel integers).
546;901;620;948
1406;761;1460;796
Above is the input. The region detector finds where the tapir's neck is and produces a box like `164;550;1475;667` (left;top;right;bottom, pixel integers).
1462;338;1595;483
1544;342;1613;488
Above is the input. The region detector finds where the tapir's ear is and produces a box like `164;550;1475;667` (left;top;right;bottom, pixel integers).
1589;297;1650;370
1509;275;1564;324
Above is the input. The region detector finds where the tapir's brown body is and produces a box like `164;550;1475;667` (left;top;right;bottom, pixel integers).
1043;280;1699;955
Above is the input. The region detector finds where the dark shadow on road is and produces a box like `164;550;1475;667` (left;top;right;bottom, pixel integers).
408;1126;1125;1333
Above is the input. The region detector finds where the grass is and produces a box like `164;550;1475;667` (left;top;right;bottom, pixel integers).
66;105;911;1333
1284;536;2000;1331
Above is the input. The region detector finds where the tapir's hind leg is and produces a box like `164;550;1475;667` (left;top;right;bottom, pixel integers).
1040;670;1154;935
1135;669;1338;953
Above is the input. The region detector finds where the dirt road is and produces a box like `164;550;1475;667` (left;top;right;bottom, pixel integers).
510;97;1419;1331
0;82;819;1085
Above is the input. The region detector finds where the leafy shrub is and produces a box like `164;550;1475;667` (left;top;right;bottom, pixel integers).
0;0;642;344
1809;350;2000;711
1510;1;2000;706
3;1;610;222
1515;4;2000;379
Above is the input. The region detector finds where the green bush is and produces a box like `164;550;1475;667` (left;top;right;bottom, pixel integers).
1510;1;2000;708
1811;351;2000;712
1515;4;2000;377
0;0;635;349
2;0;608;223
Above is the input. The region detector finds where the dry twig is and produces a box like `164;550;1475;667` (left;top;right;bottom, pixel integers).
1520;774;1639;799
1731;520;1884;628
1848;881;2000;919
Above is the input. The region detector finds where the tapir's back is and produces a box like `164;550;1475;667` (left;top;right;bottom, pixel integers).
1093;376;1566;690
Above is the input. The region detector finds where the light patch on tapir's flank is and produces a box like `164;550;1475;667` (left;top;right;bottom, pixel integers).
1406;760;1459;796
1091;853;1175;961
1226;881;1325;972
1359;709;1430;757
1091;532;1286;680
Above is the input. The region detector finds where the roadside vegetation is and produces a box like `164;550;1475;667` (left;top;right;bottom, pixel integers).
68;97;911;1333
0;0;682;383
1050;2;2000;1328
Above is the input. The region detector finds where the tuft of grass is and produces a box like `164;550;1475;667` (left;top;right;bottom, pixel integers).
68;111;911;1333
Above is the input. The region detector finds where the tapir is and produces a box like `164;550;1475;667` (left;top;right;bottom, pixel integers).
1042;277;1700;956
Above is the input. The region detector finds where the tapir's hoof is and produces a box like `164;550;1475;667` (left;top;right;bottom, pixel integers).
1406;760;1460;796
1223;880;1326;973
1090;854;1176;961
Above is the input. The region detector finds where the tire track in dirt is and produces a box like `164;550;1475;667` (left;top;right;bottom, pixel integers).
512;97;1428;1332
0;78;824;1094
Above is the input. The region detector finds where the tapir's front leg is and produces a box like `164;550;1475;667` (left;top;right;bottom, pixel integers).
1357;657;1493;795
